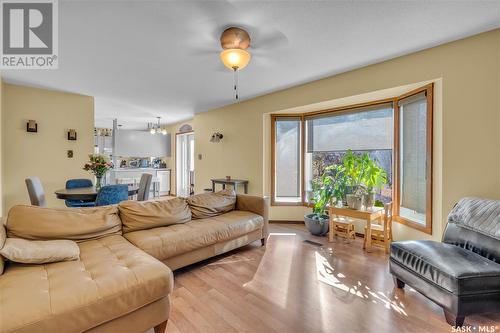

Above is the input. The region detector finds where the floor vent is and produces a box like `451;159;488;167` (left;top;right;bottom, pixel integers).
303;240;323;247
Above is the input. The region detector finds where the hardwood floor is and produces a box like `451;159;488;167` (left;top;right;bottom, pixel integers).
159;223;499;333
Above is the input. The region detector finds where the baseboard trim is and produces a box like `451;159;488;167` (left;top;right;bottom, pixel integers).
269;220;304;224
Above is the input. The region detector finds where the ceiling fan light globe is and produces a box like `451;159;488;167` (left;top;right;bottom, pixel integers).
150;128;156;135
220;49;251;70
161;129;167;135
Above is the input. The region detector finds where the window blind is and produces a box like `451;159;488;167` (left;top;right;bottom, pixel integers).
305;103;393;153
274;116;301;200
399;92;427;220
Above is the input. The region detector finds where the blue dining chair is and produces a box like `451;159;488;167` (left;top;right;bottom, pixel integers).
65;179;96;207
95;185;129;206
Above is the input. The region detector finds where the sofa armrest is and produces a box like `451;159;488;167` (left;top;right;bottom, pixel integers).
236;195;269;239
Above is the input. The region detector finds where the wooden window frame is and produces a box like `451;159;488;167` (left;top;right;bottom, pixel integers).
393;83;433;234
270;114;304;206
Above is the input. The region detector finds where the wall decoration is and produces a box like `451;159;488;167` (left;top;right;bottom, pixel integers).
210;132;224;143
26;120;37;133
67;129;77;140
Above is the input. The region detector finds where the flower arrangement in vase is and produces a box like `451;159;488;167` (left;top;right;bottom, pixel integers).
83;154;113;190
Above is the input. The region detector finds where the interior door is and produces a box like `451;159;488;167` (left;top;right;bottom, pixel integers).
176;132;194;197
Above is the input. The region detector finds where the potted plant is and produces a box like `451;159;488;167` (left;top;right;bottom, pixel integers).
304;165;348;235
342;150;360;198
341;150;387;209
305;169;332;236
83;154;113;190
359;153;387;208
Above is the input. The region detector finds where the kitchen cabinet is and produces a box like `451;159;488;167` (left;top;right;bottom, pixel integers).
114;130;171;157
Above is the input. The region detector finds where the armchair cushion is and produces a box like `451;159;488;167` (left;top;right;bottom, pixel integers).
390;240;500;295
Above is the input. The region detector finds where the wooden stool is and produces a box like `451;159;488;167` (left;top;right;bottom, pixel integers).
329;216;356;242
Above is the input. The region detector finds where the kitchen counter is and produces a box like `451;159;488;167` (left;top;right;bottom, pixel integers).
110;168;171;195
112;168;171;172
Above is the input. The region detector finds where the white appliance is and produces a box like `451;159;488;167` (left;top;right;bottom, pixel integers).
157;170;171;196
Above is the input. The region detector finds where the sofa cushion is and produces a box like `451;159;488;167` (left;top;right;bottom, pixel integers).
124;210;264;261
119;198;191;233
390;240;500;295
0;238;80;264
6;205;122;241
0;235;173;333
187;189;236;219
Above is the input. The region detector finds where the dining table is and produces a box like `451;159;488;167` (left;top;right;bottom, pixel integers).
55;186;139;201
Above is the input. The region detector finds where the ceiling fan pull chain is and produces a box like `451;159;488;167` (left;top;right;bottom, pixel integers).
233;68;239;100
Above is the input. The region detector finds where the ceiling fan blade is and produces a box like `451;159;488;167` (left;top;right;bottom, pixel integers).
251;28;289;51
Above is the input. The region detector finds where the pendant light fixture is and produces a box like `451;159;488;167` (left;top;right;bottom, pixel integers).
219;27;251;100
148;117;167;135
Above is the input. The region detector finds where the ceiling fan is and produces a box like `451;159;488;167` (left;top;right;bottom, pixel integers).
190;1;289;100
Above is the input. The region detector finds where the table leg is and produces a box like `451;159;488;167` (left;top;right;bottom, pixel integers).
365;218;373;252
328;216;333;242
244;183;248;194
212;181;215;192
222;184;226;190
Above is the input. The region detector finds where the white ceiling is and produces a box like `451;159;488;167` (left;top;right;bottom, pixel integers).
3;0;500;129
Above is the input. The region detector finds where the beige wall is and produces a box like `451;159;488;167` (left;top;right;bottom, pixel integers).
2;84;94;212
0;75;3;217
164;119;193;196
194;28;500;241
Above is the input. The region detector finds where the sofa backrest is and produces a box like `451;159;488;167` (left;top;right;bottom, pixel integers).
119;198;191;233
6;205;122;241
187;189;236;219
443;197;500;263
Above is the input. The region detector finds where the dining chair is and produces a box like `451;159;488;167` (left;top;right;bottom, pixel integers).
363;202;393;253
137;173;152;201
65;179;95;207
95;185;129;206
25;177;47;207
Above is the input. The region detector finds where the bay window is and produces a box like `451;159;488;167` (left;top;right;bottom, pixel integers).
271;84;433;234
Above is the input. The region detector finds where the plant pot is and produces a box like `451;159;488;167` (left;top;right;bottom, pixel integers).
363;193;375;209
343;185;357;205
304;213;329;236
346;194;362;210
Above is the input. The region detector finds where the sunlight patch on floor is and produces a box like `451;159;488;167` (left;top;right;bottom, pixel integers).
315;251;408;316
242;232;297;308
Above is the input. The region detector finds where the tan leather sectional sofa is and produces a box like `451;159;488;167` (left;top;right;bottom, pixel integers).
0;192;268;333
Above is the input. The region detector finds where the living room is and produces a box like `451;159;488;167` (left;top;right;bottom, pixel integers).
0;1;499;333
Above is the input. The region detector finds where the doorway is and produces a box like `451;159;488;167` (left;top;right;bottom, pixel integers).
176;132;194;197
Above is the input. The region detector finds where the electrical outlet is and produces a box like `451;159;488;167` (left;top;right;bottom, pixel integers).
67;150;73;158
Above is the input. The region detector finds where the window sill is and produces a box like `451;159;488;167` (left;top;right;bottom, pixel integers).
271;201;304;207
394;215;432;235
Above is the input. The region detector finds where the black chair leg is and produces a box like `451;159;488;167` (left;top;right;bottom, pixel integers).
444;309;465;327
261;238;266;246
393;277;405;289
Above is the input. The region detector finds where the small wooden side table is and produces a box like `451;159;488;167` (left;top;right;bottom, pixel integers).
328;206;384;252
211;178;249;194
